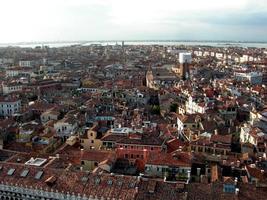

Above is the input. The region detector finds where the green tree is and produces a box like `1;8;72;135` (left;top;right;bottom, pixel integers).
151;105;161;115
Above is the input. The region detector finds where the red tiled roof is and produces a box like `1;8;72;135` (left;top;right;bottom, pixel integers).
210;134;232;144
146;152;191;168
0;162;186;200
81;150;116;162
166;138;186;153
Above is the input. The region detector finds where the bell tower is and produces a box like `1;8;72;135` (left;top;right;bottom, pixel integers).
146;65;154;88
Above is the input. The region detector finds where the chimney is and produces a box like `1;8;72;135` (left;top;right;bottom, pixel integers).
135;187;139;193
187;170;191;179
143;149;148;162
234;177;238;186
164;176;167;182
197;168;201;176
235;188;239;195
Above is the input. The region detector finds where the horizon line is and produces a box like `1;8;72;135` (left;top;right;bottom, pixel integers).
1;39;267;45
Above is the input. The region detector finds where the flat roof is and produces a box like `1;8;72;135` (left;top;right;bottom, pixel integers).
25;158;47;167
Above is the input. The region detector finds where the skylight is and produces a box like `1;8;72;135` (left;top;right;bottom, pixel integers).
95;177;101;185
35;171;44;180
107;180;113;185
129;182;135;188
20;169;29;177
118;181;123;186
7;168;15;176
81;176;88;182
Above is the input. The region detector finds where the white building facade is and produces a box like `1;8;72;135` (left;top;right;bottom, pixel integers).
0;98;21;117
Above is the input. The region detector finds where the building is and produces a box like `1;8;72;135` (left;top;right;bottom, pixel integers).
116;133;166;167
0;97;21;117
179;52;192;80
80;125;109;150
54;116;78;140
0;162;187;200
190;133;232;156
240;126;266;146
0;118;17;149
6;67;32;78
234;71;263;85
146;67;178;89
185;96;209;114
223;177;237;193
176;114;202;141
179;52;192;64
145;152;191;181
41;109;60;124
80;149;115;171
2;82;23;94
19;60;34;67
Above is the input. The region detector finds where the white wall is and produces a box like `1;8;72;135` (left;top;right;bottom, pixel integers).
0;100;21;117
179;52;192;64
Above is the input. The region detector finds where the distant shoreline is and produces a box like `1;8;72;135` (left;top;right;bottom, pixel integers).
1;40;267;48
1;40;267;45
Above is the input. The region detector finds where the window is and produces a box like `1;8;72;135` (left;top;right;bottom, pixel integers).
131;154;133;159
91;140;94;144
125;154;128;158
81;161;85;165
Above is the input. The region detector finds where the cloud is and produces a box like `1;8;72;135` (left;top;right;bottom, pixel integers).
0;0;267;42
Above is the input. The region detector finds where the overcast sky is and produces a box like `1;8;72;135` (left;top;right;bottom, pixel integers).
0;0;267;43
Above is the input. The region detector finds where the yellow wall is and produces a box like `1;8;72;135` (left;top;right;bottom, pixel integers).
81;160;98;171
81;129;102;150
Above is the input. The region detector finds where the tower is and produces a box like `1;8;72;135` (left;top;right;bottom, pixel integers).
179;52;192;80
180;62;190;80
146;66;154;89
122;41;126;65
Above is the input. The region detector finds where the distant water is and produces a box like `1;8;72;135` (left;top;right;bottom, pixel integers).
1;41;267;48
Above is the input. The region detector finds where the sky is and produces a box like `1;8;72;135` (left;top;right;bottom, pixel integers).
0;0;267;43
